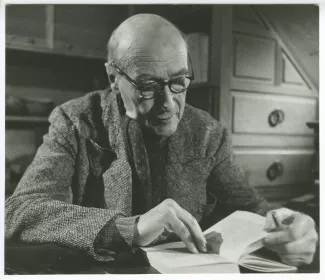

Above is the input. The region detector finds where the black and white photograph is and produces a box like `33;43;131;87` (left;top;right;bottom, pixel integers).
2;1;321;276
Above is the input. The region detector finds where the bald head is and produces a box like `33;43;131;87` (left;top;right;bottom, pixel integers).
107;14;187;67
106;14;190;137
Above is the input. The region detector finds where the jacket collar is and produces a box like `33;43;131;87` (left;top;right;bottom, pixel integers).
102;90;197;164
102;89;127;158
167;107;197;164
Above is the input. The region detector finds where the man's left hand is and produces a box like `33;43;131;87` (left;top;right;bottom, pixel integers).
263;208;318;267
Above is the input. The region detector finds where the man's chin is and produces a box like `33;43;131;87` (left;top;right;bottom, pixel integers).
149;123;178;138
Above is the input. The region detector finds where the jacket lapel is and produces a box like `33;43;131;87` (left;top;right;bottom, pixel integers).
166;108;215;220
101;92;133;215
167;111;196;165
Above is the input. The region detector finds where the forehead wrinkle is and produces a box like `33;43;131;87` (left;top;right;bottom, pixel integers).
133;62;183;81
113;16;188;72
129;51;188;78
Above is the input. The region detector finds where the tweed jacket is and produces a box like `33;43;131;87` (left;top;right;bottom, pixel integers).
5;89;273;262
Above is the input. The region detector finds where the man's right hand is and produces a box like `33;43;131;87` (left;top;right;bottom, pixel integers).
133;199;207;254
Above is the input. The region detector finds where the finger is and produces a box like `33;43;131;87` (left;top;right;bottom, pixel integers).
264;214;317;246
288;213;315;240
265;232;317;255
264;211;277;231
280;252;315;266
167;212;199;254
274;208;294;221
264;208;294;232
263;229;291;246
174;205;207;253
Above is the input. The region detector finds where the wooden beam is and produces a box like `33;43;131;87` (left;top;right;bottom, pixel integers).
45;5;55;49
209;5;233;128
128;5;136;17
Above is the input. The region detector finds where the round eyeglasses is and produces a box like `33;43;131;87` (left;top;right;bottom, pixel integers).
108;56;195;100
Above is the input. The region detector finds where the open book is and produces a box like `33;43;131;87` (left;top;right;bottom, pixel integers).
141;211;297;273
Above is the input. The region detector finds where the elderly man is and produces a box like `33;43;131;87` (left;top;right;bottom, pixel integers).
5;14;317;267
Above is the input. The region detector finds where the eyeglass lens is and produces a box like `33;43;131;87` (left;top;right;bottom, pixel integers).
140;76;191;98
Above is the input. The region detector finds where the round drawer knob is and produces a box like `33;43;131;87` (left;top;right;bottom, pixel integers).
267;161;284;181
268;109;285;127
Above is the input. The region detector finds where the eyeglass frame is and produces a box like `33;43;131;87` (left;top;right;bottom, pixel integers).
108;54;195;100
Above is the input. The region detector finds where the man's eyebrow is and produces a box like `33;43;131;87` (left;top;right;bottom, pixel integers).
135;73;154;82
171;68;190;77
136;68;190;82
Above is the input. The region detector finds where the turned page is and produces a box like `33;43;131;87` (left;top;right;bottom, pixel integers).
142;241;232;269
203;211;268;263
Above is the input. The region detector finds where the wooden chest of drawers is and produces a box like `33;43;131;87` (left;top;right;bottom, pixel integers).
232;92;316;136
226;6;318;202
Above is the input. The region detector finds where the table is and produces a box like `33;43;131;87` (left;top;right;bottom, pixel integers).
5;241;158;274
5;241;319;274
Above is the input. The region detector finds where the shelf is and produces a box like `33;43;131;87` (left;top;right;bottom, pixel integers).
6;35;105;61
6;115;49;123
291;193;316;203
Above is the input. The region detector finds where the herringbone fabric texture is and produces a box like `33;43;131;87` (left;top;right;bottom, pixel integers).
5;89;274;262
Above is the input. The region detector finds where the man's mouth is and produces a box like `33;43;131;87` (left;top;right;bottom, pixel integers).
153;113;174;124
157;114;173;121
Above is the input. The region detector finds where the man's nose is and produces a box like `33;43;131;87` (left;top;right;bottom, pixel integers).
161;85;174;110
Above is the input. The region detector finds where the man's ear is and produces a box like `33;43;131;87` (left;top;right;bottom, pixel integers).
105;63;119;93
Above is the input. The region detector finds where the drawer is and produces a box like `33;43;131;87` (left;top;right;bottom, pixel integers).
234;149;314;187
232;91;317;135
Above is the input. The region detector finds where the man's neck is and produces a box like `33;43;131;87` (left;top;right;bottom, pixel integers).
141;126;168;151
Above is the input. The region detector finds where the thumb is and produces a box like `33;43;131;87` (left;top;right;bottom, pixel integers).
264;208;295;232
264;211;277;232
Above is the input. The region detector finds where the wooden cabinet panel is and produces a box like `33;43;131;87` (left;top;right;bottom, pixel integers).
6;5;46;39
256;5;319;90
234;149;313;187
232;5;273;38
6;5;129;59
282;51;309;87
232;91;317;135
232;33;276;84
6;5;48;51
232;134;314;148
54;5;128;57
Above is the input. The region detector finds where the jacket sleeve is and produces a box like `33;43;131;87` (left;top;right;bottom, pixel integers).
209;126;278;218
5;106;138;262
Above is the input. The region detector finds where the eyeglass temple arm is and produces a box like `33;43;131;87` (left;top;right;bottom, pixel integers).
110;62;141;90
187;53;195;81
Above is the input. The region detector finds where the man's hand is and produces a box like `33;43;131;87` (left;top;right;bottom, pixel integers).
263;208;318;266
134;199;207;254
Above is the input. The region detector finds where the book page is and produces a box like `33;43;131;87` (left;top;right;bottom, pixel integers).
161;263;240;274
240;252;297;273
204;211;268;263
142;241;232;270
242;239;264;256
